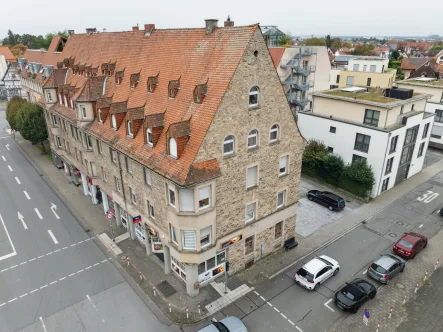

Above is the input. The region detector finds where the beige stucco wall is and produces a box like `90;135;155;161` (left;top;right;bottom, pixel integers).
338;71;395;88
396;82;443;104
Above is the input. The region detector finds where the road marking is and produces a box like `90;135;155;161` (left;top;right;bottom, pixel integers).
8;165;12;172
68;273;75;277
5;144;10;151
18;212;27;230
71;243;77;247
40;285;48;289
19;261;27;265
267;302;273;307
295;326;303;332
76;269;84;274
274;307;280;313
260;296;266;301
50;202;60;219
324;298;335;312
10;265;17;269
34;208;43;219
50;280;57;285
20;293;28;298
54;249;61;253
419;224;423;228
30;289;38;293
28;258;36;262
254;291;259;296
46;252;53;256
93;263;100;266
0;214;17;261
59;277;66;281
281;313;287;319
37;255;44;259
14;176;20;184
85;266;92;270
0;268;8;272
23;191;30;200
288;320;295;326
363;270;367;274
40;317;48;332
78;240;84;244
101;259;107;263
48;230;58;244
0;303;5;307
8;298;17;303
62;246;68;250
1;156;5;161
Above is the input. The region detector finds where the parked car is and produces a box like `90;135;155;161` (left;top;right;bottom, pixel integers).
439;207;443;216
367;254;405;284
307;190;345;211
334;279;377;313
295;255;340;291
393;232;428;259
197;317;248;332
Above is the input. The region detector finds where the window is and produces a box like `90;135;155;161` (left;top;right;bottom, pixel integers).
81;105;87;119
114;176;121;192
125;156;132;174
97;139;102;154
246;202;256;222
336;75;340;84
270;125;279;143
144;168;151;185
354;133;371;152
400;105;404;114
435;110;443;123
245;236;254;255
418;142;425;157
111;114;117;129
327;146;334;154
275;221;283;239
101;166;107;182
148;201;155;219
353;64;359;71
370;65;376;72
364;109;380;126
381;178;389;192
129;187;136;204
247;166;258;188
346;76;354;86
168;186;176;207
146;128;153;146
390;135;398;153
352;154;367;164
169;138;177;158
400;145;414;165
182;231;196;250
127;120;133;137
86;135;93;150
277;190;286;208
330;126;336;133
385;157;394;174
411;104;415;111
179;189;194;212
170;225;178;244
198;185;211;209
223;135;234;155
46;91;52;102
200;226;211;248
363;65;367;71
279;155;288;176
367;78;372;86
111;149;118;164
70;124;75;137
98;109;102;123
249;86;259;107
55;136;62;147
423;123;430;138
248;130;258;149
404;125;419;145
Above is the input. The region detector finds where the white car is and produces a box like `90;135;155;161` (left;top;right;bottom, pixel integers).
295;255;340;291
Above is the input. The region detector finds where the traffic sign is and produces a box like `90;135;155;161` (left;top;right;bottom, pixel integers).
363;308;370;326
106;211;113;220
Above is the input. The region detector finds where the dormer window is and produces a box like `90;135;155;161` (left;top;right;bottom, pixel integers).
98;109;102;123
127;120;133;137
70;99;74;109
130;73;140;89
147;74;159;93
108;63;116;76
168;78;180;98
169;138;177;158
46;91;52;103
193;81;208;104
111;115;117;129
81;105;87;119
249;86;260;108
101;63;108;76
146;128;153;146
115;71;124;85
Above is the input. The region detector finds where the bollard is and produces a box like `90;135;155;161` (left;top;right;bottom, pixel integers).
169;301;171;313
198;302;201;314
139;269;143;281
389;306;393;319
126;256;130;267
403;294;407;305
153;285;156;296
424;270;428;281
376;321;380;332
414;282;419;293
186;306;189;319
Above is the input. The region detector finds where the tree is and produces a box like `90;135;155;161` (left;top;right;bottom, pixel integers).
390;50;402;61
16;103;48;153
302;140;328;176
279;31;293;46
303;37;326;46
325;35;332;48
6;96;26;131
430;45;443;51
342;42;353;48
352;44;374;56
10;44;27;58
331;38;342;49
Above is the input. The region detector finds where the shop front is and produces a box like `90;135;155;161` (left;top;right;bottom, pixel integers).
147;225;164;262
133;215;146;245
120;208;129;230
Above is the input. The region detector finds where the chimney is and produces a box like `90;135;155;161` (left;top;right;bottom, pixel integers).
68;30;75;36
144;24;155;36
132;26;139;31
86;28;96;35
224;16;234;28
205;19;218;35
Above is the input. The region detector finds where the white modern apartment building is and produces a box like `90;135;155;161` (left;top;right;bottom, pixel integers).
299;86;433;197
396;78;443;149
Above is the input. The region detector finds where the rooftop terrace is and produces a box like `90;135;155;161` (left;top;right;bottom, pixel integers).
321;89;396;103
402;79;443;87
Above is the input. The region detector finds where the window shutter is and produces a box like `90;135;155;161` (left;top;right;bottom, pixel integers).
179;189;195;212
247;166;257;187
200;226;211;239
198;186;211;202
279;156;287;170
182;231;196;249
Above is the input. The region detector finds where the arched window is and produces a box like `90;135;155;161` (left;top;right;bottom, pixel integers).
146;128;153;146
98;109;102;123
169;138;177;158
111;114;117;129
127;120;133;137
248;130;258;149
249;86;260;107
223;135;234;155
270;124;279;143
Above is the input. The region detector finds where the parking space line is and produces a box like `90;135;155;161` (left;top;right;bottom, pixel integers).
295;326;303;332
324;298;335;312
288;320;295;326
260;296;266;301
281;313;287;319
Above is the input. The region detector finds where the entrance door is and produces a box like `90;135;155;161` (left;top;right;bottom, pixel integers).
121;208;128;229
395;163;410;185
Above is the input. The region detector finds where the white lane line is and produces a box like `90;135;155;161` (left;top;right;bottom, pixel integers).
85;266;92;270
93;263;100;266
281;313;287;319
50;280;57;285
10;265;18;269
46;252;53;256
34;208;43;219
48;230;58;244
295;326;303;332
30;289;38;294
0;214;17;261
23;191;30;200
101;259;107;263
19;261;27;265
0;303;5;307
76;269;84;274
363;270;367;275
28;258;36;262
260;296;266;301
40;285;48;289
419;224;423;228
54;249;61;253
14;176;20;184
8;165;13;172
8;298;17;303
288;320;295;326
59;277;66;281
78;240;84;244
324;298;335;312
0;268;8;272
20;293;28;298
1;156;5;161
254;291;260;296
70;243;77;247
68;273;75;277
84;238;91;242
37;255;44;259
62;246;68;250
40;317;48;332
267;302;273;307
273;307;280;313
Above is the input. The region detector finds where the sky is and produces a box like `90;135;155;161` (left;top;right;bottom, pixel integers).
1;0;442;38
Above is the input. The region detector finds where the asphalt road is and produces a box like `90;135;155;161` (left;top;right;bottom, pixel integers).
0;106;173;331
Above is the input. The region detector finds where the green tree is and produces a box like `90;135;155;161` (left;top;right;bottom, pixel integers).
6;96;26;131
331;38;342;49
279;31;293;46
430;45;443;51
340;161;375;197
352;44;374;56
325;35;332;48
342;42;353;48
322;154;345;185
302;140;328;176
16;103;48;153
390;50;402;61
303;37;327;46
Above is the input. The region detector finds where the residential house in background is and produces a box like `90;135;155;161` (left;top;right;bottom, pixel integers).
35;19;304;296
397;42;433;57
298;86;433;197
401;58;429;78
0;46;23;100
270;46;331;113
396;78;443;149
330;56;396;89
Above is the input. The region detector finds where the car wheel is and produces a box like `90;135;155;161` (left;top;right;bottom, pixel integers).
369;291;376;299
333;268;339;276
401;265;405;272
314;282;320;291
308;196;313;201
352;305;360;314
328;205;334;211
424;242;427;248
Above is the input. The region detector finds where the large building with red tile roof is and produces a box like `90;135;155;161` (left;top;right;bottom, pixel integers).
23;19;305;295
0;46;23;100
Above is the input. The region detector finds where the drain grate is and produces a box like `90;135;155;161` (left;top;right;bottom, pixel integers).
156;280;177;297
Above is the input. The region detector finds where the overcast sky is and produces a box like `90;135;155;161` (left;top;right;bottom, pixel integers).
2;0;442;38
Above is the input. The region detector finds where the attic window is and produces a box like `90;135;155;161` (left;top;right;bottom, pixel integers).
57;62;63;69
168;78;180;98
115;71;124;85
130;73;140;89
108;63;116;76
169;138;178;158
193;82;208;104
147;74;159;93
101;63;108;76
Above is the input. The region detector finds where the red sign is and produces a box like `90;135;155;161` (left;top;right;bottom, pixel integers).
133;215;142;224
106;211;113;220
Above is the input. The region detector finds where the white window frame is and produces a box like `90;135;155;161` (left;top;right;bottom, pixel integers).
55;136;62;147
111;114;117;129
169;138;178;158
130;187;137;204
98;109;102;123
144;167;152;185
198;185;211;210
353;64;359;71
86;135;93;150
148;200;155;219
46;91;52;102
126;156;132;174
270;124;279;143
114;176;121;192
179;189;195;212
182;230;196;250
223;135;234;156
168;186;176;207
277;190;286;208
97;139;103;154
200;226;212;248
81;105;87;119
249;86;259;107
102;166;107;182
111;149;118;164
146;128;153;147
127;120;133;137
170;225;178;245
248;129;258;149
246;202;256;223
247;165;258;188
279;155;289;176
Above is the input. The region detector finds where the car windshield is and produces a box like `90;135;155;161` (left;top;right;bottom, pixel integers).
398;239;414;249
298;268;314;281
371;263;387;274
213;322;229;332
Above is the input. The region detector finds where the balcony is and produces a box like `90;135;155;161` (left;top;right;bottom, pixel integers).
280;59;300;69
294;65;316;76
300;47;317;56
287;93;310;108
290;81;313;92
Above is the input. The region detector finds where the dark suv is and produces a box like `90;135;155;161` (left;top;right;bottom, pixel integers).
307;190;345;211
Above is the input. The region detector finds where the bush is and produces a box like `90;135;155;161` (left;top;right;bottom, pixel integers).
6;96;26;131
322;154;345;186
302;140;328;177
340;161;375;197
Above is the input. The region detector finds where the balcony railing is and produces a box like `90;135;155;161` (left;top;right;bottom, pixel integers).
280;59;300;69
289;81;313;91
294;65;316;76
300;47;317;56
287;93;311;108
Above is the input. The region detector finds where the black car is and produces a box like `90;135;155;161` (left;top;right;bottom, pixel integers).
440;207;443;216
307;190;345;211
334;279;377;313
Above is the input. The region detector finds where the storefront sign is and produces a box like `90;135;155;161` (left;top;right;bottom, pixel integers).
133;215;142;224
147;226;158;237
152;242;164;253
198;251;226;284
221;235;242;249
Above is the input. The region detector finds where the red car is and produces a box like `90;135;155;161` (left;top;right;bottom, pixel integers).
393;232;428;259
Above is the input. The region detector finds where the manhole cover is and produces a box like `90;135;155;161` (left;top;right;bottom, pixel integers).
396;283;405;289
156;280;177;298
389;233;397;238
395;221;404;226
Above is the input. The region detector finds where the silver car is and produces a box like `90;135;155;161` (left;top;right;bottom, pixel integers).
367;254;405;284
197;317;248;332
